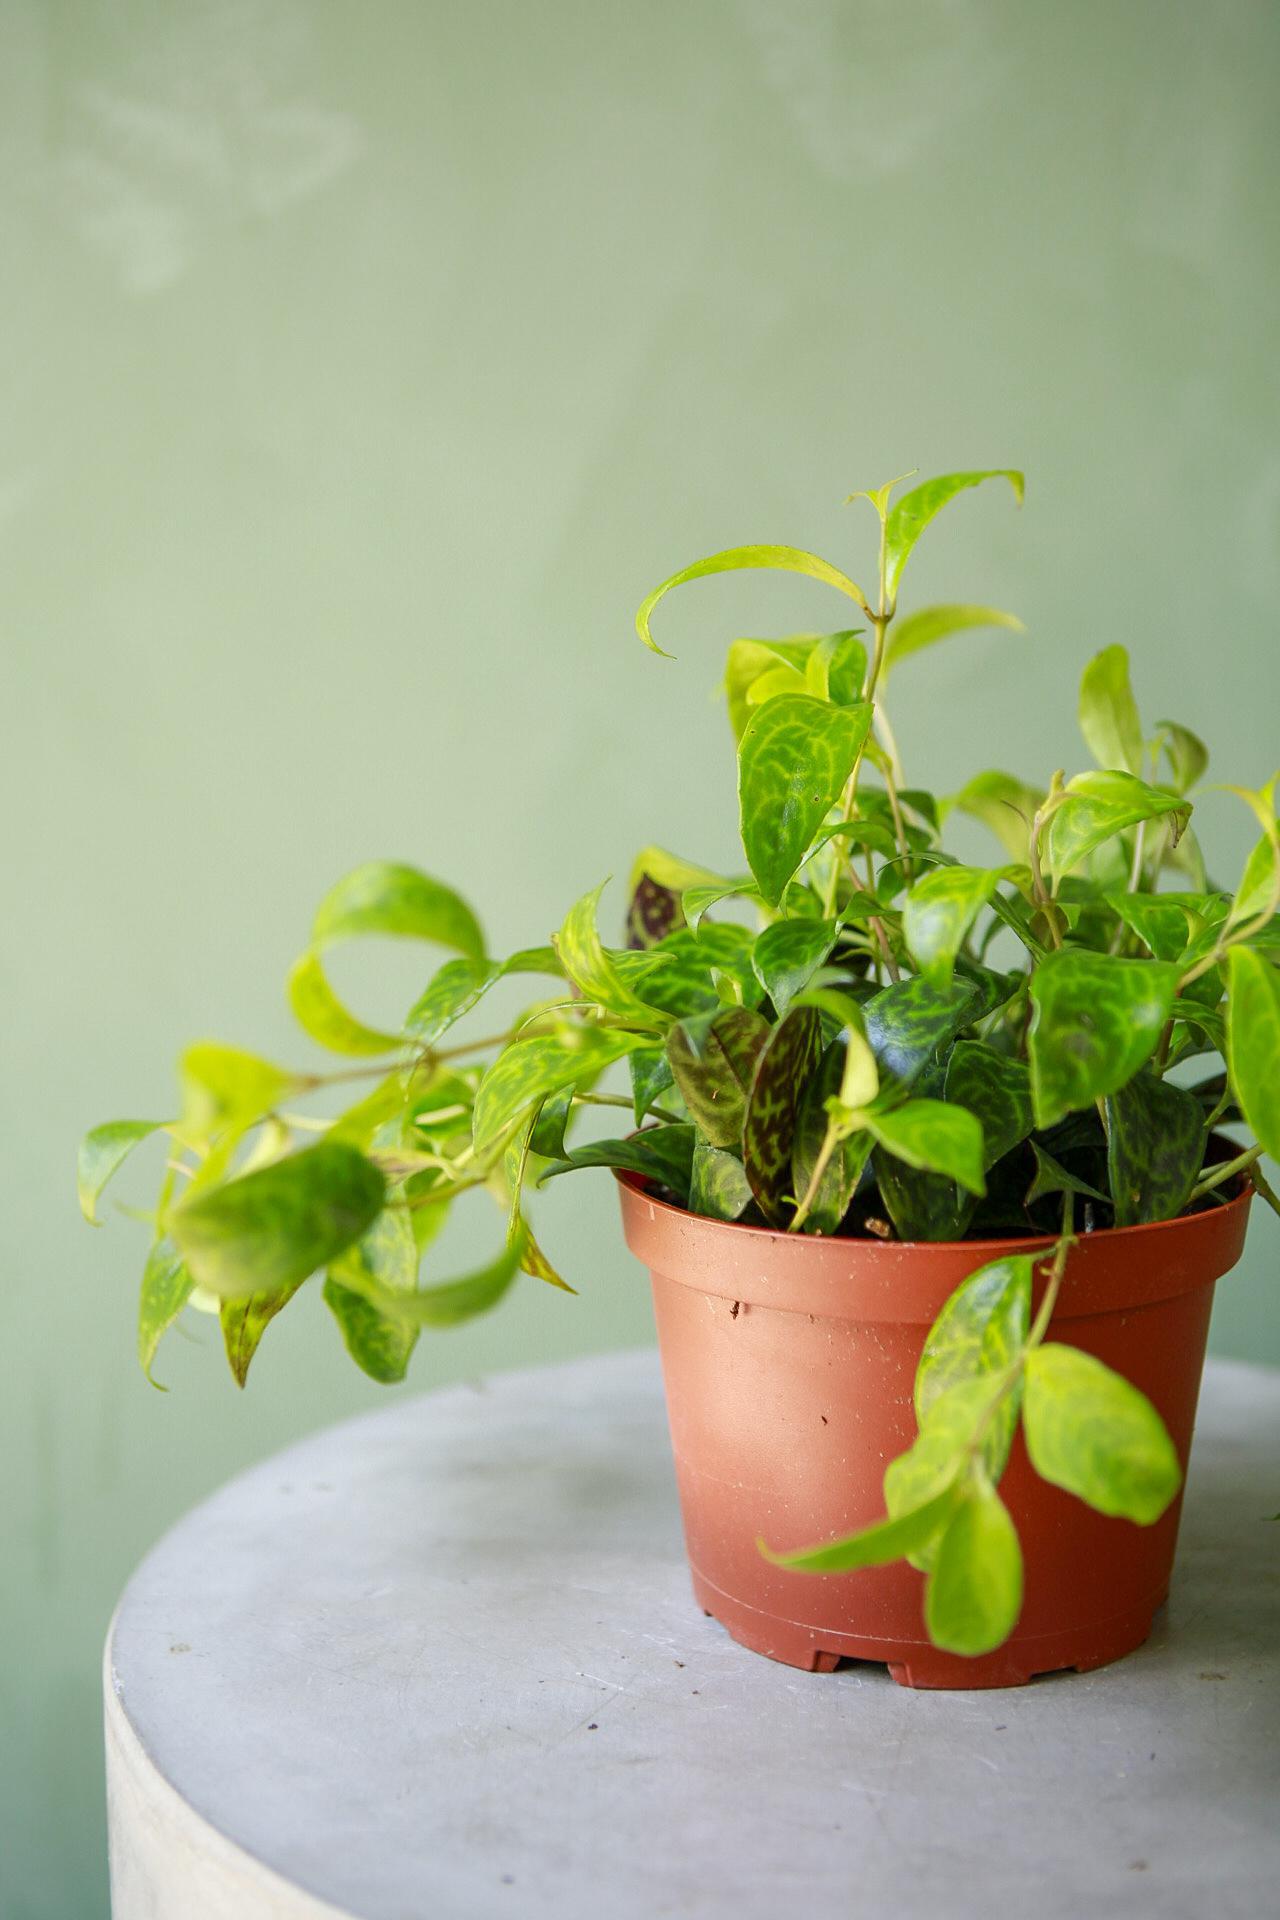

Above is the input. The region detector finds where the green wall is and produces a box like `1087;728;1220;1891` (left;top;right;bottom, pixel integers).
4;3;1278;1912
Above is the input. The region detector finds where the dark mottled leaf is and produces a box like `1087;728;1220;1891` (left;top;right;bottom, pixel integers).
1027;951;1180;1129
665;1007;770;1149
863;976;980;1086
944;1043;1033;1170
873;1152;974;1243
742;1005;824;1222
1026;1141;1106;1208
791;1041;872;1235
1105;1074;1204;1225
540;1125;696;1204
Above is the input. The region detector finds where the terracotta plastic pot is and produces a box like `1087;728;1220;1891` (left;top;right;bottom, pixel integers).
616;1171;1252;1689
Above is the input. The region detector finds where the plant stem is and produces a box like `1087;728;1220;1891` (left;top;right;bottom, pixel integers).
573;1091;683;1125
1249;1162;1280;1220
1189;1144;1263;1200
787;1128;841;1234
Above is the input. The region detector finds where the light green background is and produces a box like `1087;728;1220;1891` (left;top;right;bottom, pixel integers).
3;2;1278;1913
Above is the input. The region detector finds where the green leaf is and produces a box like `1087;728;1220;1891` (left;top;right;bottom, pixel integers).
637;546;871;658
287;950;403;1056
1104;892;1197;963
1078;644;1143;776
665;1006;770;1149
903;866;1001;986
1105;1074;1204;1225
1045;771;1191;881
311;861;485;962
688;1140;755;1220
1025;1139;1107;1208
540;1125;696;1202
790;1041;873;1235
79;1119;168;1225
924;1472;1024;1656
752;919;839;1017
884;1376;1005;1570
883;470;1024;600
1023;1343;1182;1523
863;975;981;1086
944;1044;1033;1170
472;1027;649;1161
737;695;872;907
742;1004;824;1222
137;1240;195;1385
219;1283;306;1388
945;770;1043;862
324;1206;421;1384
804;630;868;704
1155;719;1209;795
884;603;1024;678
557;881;668;1026
1226;947;1280;1160
873;1154;974;1243
338;1234;526;1331
171;1141;386;1302
405;956;502;1046
1229;833;1280;930
616;923;761;1018
179;1043;298;1141
862;1100;986;1196
760;1485;958;1575
1027;951;1180;1129
629;1046;675;1124
916;1256;1031;1464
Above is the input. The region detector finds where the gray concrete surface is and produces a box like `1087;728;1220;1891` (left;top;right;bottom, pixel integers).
105;1353;1280;1919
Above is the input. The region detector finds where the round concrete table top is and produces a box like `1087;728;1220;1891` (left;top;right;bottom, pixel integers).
106;1352;1280;1920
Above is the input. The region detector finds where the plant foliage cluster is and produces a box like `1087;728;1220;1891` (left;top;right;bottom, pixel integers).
81;470;1280;1656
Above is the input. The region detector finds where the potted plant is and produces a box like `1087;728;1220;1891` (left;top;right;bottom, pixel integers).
80;468;1279;1689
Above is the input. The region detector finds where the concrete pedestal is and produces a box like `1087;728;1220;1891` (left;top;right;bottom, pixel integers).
106;1353;1280;1918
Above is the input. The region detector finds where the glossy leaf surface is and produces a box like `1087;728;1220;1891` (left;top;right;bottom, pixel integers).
863;1100;986;1196
742;1005;823;1221
1105;1074;1204;1226
883;471;1023;599
925;1474;1024;1656
665;1007;770;1149
1078;644;1143;776
540;1125;697;1202
1023;1343;1182;1523
751;919;839;1017
903;866;1000;985
637;546;870;657
1226;946;1280;1159
737;694;872;906
688;1141;755;1220
472;1028;647;1161
1045;771;1190;880
944;1044;1033;1170
863;976;980;1085
1028;951;1180;1129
